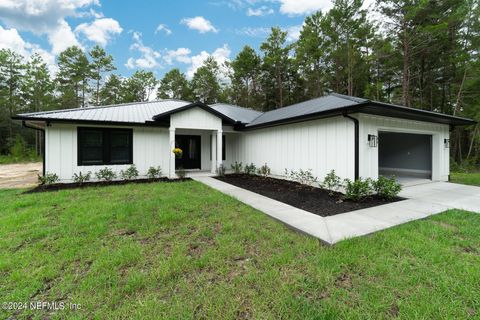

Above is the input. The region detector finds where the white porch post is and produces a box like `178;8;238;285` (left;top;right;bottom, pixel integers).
211;133;216;174
216;129;223;173
169;127;175;178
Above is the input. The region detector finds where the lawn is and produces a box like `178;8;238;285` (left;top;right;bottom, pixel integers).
451;172;480;187
1;181;479;319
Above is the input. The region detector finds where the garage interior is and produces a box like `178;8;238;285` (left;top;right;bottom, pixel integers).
378;131;432;184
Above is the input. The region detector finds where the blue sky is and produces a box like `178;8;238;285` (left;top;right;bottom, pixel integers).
0;0;372;79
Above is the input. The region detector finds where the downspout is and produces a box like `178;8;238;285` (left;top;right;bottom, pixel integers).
343;113;359;180
22;121;46;176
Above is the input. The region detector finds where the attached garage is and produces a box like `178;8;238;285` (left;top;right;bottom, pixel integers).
378;131;432;180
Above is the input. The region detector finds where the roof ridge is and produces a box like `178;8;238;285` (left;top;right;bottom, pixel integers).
329;92;369;103
211;103;263;113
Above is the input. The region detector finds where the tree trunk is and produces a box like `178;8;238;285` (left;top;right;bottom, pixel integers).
401;16;410;107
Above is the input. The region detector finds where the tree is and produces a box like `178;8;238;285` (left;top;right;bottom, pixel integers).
230;46;262;108
89;45;115;106
122;70;157;102
191;57;221;104
156;68;191;100
99;74;123;105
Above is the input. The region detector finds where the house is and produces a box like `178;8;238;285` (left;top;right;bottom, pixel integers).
13;93;475;183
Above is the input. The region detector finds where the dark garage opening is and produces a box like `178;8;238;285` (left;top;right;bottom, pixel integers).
378;131;432;180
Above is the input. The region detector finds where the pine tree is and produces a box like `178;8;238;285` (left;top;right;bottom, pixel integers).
156;68;191;100
99;74;124;105
89;45;116;106
191;57;221;104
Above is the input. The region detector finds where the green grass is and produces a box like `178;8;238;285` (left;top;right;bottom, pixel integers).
1;181;479;319
451;172;480;187
0;154;41;164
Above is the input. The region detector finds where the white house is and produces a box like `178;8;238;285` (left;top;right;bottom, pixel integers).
13;93;475;183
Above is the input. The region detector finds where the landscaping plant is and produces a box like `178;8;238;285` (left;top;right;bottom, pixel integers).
176;167;186;179
95;167;117;182
231;161;243;174
322;170;342;195
344;178;374;201
72;171;92;185
285;168;318;186
373;176;402;200
244;163;257;175
37;172;59;185
147;166;162;179
257;163;271;177
120;164;139;180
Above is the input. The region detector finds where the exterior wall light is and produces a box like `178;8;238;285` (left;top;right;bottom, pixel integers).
444;138;450;148
368;134;378;147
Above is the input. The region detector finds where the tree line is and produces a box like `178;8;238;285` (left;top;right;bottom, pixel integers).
1;0;479;165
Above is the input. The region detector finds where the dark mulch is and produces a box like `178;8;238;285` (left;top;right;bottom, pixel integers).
24;177;191;194
215;174;403;217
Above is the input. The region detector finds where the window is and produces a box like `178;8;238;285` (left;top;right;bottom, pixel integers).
78;127;132;166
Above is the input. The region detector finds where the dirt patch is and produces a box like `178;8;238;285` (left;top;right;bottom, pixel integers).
216;174;403;217
335;273;353;290
0;162;42;189
430;221;458;231
388;302;400;317
461;246;479;255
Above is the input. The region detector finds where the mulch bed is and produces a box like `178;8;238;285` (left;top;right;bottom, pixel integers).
24;177;191;194
215;174;403;217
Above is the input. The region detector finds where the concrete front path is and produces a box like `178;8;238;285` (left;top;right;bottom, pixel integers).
193;176;480;245
0;162;42;189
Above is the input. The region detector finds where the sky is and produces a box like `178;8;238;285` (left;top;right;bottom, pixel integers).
0;0;374;79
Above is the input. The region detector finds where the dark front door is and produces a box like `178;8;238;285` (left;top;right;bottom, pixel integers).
175;135;201;169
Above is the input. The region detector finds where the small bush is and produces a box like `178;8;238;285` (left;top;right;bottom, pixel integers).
373;176;402;200
344;178;373;201
244;163;257;175
72;171;91;185
176;167;186;179
322;170;342;195
285;168;318;186
147;166;162;179
231;161;243;174
95;167;117;182
217;164;226;177
38;172;59;185
257;163;271;177
450;158;477;173
120;164;139;180
10;135;26;159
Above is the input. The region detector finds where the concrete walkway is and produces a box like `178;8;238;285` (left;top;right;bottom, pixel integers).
192;176;480;245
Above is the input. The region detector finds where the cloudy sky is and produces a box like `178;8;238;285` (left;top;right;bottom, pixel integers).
0;0;374;78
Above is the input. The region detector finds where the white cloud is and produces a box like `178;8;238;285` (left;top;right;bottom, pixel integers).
125;31;162;69
235;26;270;37
163;48;191;64
47;19;82;54
285;25;302;42
186;44;231;80
246;6;274;16
155;24;172;35
278;0;331;15
75;18;123;46
181;16;218;34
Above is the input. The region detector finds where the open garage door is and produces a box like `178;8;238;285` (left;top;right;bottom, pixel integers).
378;131;432;180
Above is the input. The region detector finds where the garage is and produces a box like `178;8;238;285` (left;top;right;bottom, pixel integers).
378;131;432;181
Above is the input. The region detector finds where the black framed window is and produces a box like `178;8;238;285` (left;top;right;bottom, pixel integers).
78;127;133;166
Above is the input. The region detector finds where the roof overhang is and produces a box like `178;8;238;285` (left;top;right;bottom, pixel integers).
11;116;170;128
151;101;238;125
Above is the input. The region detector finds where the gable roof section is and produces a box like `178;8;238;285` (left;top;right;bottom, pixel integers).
151;101;238;124
210;103;263;124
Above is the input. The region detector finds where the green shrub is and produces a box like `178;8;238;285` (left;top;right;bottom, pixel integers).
10;135;26;159
120;164;139;180
322;170;342;195
72;171;91;185
244;163;257;175
231;161;243;174
95;167;117;182
257;163;271;177
373;176;402;200
450;158;477;173
285;168;318;186
38;172;59;185
217;164;226;177
344;178;373;201
147;166;162;179
176;167;186;179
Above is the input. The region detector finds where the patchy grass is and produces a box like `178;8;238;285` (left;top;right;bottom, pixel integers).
0;181;479;319
0;154;41;165
451;172;480;187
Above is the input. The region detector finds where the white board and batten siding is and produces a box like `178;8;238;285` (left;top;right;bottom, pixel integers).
170;107;221;130
45;123;170;182
357;114;450;181
236;116;356;181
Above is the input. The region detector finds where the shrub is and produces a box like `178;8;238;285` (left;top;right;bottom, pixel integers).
176;167;186;179
120;164;139;180
373;176;402;200
344;178;373;201
10;135;26;159
257;163;271;177
231;161;243;174
147;166;162;179
217;164;226;177
95;167;117;182
285;168;318;186
38;172;59;185
72;171;91;185
322;170;342;195
244;163;257;175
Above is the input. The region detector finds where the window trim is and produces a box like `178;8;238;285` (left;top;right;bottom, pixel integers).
77;127;133;166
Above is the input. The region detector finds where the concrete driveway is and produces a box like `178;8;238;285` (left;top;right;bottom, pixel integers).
0;162;42;189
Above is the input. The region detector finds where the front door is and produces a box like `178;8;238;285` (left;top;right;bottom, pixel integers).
175;135;201;169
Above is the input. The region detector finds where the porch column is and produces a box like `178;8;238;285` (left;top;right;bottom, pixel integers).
216;129;223;173
211;133;216;174
169;127;175;178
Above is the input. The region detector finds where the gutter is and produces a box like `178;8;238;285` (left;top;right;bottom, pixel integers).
22;121;45;176
342;113;359;180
